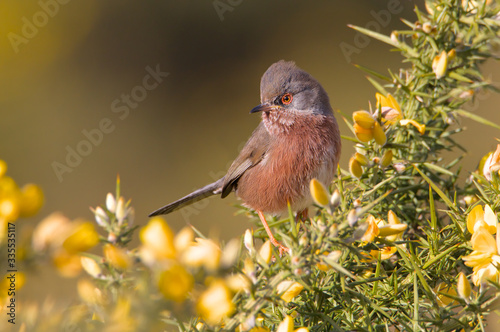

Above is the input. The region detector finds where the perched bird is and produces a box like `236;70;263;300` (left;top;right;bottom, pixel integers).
149;60;341;253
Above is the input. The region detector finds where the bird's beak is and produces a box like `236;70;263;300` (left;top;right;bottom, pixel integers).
250;103;276;114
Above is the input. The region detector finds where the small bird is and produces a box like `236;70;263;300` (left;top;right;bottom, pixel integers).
149;60;341;253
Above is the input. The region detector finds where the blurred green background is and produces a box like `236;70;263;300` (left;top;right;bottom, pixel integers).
1;0;499;327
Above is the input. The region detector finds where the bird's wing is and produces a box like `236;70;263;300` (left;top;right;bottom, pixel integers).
221;122;270;198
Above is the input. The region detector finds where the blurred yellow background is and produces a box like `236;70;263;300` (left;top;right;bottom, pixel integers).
1;0;499;329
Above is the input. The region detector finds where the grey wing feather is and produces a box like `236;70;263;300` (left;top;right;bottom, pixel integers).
221;123;270;198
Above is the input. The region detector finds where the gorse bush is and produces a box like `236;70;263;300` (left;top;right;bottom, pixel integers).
2;1;500;331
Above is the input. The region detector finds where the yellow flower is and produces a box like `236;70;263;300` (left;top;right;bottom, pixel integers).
482;144;500;181
360;215;380;243
258;240;272;265
62;221;100;254
103;243;131;269
373;122;386;145
457;272;471;302
369;246;397;261
196;280;235;325
309;178;330;207
349;157;363;178
462;224;500;286
158;263;194;302
466;204;497;235
400;119;426;135
375;93;402;124
354;152;369;166
80;256;103;278
32;212;73;251
173;226;195;253
277;316;294;332
277;280;304;303
18;184;44;218
53;249;82;277
352;110;376;129
0;160;7;178
139;217;176;260
181;238;221;271
353;123;374;142
380;150;393;168
432;50;448;79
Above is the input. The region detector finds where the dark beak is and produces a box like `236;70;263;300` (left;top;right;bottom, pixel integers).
250;103;276;114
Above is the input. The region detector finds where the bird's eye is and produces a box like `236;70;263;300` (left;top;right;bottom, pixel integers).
281;93;293;105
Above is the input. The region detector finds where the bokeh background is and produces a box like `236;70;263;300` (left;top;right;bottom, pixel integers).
1;0;499;328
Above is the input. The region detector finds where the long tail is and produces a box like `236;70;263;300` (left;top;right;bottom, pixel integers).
148;179;223;217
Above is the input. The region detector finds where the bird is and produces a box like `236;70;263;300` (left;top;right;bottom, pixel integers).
149;60;341;253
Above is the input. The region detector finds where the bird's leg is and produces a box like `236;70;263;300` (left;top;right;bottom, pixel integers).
257;210;290;254
296;208;309;222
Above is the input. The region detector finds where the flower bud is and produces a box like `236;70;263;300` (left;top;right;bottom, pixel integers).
94;206;109;227
244;229;255;254
330;189;341;208
422;22;432;33
106;193;116;213
354;152;369;166
380;150;393;167
447;48;456;61
258;240;272;265
310;178;330;207
432;50;448;79
457;272;471;302
349;158;363;179
81;256;103;278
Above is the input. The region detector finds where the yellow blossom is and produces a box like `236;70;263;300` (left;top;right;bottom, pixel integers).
353;110;376;129
373;121;387;145
18;184;44;218
349;157;363;179
181;238;221;271
380;150;393;168
400;119;426;135
196;280;235;325
360;215;380;243
309;178;330;207
139;217;176;260
277;316;294;332
353;123;374;142
277;280;304;303
226;273;251;293
173;226;195;253
63;221;100;254
103;243;131;269
158;263;194;302
258;240;272;265
482;144;500;181
0;160;7;178
53;249;82;277
466;204;497;235
32;213;73;251
375;93;402;124
80;256;102;278
432;50;448;79
457;272;471;302
462;224;500;286
354;152;369;166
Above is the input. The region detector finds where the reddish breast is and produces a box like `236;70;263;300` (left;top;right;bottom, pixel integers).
236;114;340;215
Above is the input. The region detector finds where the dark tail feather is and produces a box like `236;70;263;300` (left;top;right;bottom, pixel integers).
148;179;223;217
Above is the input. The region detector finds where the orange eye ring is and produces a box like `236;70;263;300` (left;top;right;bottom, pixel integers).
281;93;293;105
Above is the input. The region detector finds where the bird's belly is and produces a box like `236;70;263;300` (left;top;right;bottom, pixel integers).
236;140;336;216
